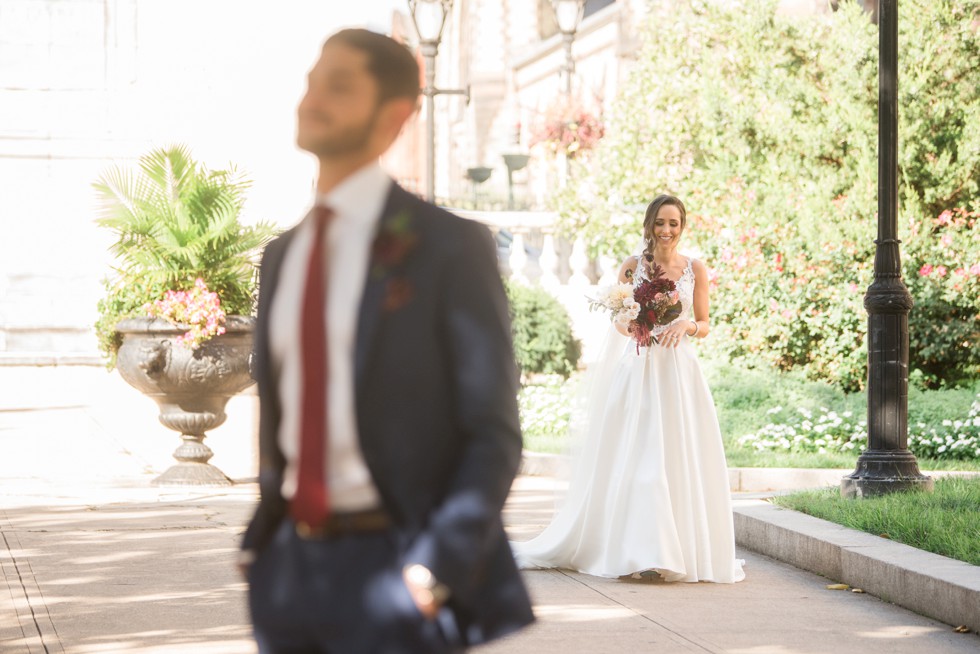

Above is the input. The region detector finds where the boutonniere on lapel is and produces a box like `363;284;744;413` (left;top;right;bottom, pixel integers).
370;209;418;312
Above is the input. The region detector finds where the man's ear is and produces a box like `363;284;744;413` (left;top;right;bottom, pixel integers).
381;97;419;140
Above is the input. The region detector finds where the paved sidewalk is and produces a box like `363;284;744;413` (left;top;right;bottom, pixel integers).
1;399;977;653
3;472;979;654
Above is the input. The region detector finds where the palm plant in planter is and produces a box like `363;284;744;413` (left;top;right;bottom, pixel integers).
94;144;276;485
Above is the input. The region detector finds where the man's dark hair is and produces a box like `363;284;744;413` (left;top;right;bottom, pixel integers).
326;29;421;104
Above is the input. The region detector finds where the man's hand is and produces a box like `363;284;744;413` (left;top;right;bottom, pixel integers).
402;564;450;620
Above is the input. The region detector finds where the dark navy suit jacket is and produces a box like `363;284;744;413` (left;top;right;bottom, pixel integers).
241;183;534;645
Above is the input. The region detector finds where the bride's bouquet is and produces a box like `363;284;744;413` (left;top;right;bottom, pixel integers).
589;258;682;351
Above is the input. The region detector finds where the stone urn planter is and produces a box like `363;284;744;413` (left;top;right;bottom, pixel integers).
115;316;255;486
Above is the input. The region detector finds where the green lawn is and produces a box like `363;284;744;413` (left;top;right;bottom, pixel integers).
523;431;980;472
723;448;980;472
773;477;980;566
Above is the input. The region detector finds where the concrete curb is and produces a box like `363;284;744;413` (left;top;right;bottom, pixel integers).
734;501;980;633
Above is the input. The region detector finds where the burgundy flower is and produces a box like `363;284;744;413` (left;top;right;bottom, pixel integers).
628;260;682;351
383;277;415;313
370;210;417;279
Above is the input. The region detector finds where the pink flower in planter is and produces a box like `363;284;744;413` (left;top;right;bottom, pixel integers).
144;278;227;348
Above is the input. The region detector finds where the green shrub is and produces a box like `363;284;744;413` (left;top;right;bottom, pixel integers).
556;0;980;390
504;280;581;379
518;374;578;453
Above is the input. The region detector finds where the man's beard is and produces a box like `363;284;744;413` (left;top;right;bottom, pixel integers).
301;106;380;157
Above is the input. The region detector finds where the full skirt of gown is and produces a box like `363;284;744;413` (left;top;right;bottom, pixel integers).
511;333;745;583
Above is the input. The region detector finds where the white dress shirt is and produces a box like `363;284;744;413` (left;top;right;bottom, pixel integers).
269;162;392;511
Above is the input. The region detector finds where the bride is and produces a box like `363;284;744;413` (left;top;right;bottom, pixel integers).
511;194;745;583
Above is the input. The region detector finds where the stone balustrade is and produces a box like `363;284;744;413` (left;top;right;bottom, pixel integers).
451;208;617;364
451;209;622;288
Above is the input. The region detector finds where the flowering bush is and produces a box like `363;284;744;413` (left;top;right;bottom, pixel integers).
529;101;605;158
738;407;868;455
144;278;227;348
908;396;980;459
904;208;980;387
686;203;873;391
738;395;980;461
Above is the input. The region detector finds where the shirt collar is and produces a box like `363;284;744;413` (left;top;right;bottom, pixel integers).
313;161;391;225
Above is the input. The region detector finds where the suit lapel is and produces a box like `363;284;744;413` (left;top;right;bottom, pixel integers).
354;184;415;390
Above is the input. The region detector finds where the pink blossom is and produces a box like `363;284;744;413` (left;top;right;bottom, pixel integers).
971;263;980;276
781;309;794;320
919;264;934;276
848;283;859;293
144;279;227;348
954;267;967;277
935;266;948;278
936;210;953;225
940;234;953;247
721;248;733;262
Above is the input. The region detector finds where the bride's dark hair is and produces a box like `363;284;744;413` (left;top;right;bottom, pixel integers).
642;194;687;261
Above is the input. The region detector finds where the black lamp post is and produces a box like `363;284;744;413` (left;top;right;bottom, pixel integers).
408;0;469;203
840;0;933;499
551;0;585;96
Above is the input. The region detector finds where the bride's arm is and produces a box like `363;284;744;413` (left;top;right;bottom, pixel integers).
690;258;711;339
617;256;637;284
615;257;638;337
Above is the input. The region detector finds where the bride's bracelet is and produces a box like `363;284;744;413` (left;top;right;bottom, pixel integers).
690;320;700;337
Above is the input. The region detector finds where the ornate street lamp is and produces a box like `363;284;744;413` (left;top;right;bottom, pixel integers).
408;0;469;202
840;0;933;499
551;0;585;96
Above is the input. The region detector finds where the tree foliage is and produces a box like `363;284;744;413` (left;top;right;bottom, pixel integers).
557;0;980;389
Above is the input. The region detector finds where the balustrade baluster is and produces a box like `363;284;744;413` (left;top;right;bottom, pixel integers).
509;229;529;284
539;231;560;289
568;237;591;286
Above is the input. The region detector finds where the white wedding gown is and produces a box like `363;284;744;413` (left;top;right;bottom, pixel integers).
512;256;745;583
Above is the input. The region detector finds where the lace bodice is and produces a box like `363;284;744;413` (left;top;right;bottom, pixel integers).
633;255;695;336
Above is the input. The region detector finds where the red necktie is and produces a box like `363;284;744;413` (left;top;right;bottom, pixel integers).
291;205;334;529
